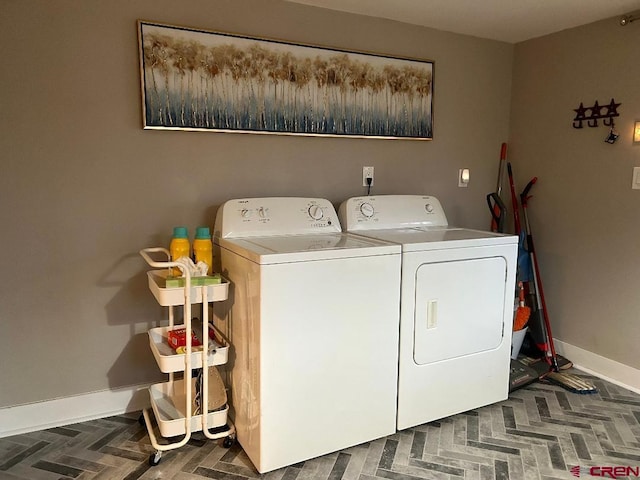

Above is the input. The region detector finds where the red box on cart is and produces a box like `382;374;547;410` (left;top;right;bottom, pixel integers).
167;328;202;350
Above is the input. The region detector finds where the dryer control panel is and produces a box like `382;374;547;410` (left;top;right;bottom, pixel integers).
215;197;342;238
338;195;448;231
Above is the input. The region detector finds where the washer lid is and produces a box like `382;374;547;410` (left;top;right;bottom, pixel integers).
351;227;517;251
216;232;400;264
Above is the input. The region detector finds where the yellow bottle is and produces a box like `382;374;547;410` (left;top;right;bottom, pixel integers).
169;226;190;277
193;226;213;275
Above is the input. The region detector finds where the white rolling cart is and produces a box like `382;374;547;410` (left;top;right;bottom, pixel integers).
139;247;235;466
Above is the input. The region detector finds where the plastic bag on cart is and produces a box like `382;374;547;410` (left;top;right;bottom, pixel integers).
194;366;227;415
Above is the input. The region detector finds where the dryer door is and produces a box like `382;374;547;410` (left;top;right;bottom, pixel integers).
413;256;507;365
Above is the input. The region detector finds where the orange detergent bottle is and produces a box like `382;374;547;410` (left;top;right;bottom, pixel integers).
169;226;190;277
193;226;213;275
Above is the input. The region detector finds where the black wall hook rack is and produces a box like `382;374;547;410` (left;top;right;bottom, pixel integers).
573;98;621;129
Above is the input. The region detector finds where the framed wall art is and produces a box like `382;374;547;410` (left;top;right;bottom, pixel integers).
138;21;434;140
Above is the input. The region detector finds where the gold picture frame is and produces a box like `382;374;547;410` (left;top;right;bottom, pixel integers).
138;21;434;140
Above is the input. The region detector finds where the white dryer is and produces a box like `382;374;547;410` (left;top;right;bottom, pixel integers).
213;197;401;473
339;195;517;430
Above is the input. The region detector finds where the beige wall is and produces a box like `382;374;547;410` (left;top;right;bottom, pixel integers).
510;19;640;369
0;0;513;407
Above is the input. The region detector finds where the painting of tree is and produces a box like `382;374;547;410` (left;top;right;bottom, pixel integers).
138;21;433;139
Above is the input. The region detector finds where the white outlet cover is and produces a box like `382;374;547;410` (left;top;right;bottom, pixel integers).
362;166;374;187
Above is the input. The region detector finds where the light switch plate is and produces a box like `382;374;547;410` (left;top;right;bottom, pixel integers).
633;167;640;190
458;168;470;187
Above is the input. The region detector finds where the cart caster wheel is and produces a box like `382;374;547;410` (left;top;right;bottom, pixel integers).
223;436;235;448
149;451;162;466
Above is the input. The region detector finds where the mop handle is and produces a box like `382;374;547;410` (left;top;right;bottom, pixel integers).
520;177;537;207
507;163;521;234
520;178;560;371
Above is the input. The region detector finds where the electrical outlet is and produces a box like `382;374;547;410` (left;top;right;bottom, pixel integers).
363;166;374;187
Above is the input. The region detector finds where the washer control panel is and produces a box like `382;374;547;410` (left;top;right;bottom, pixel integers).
338;195;448;231
215;197;341;238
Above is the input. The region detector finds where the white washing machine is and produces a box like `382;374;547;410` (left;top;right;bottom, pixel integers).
339;195;517;430
212;197;401;473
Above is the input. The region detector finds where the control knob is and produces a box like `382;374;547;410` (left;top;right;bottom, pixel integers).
425;204;434;213
308;205;324;220
359;202;375;218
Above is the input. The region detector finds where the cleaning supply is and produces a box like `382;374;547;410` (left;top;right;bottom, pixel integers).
193;226;213;275
513;281;531;331
487;143;508;233
170;226;191;277
165;273;221;288
520;178;597;394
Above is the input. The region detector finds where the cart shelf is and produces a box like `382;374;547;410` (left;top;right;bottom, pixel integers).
149;378;229;438
148;325;229;373
147;269;229;306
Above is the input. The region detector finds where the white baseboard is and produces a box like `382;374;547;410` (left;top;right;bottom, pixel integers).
555;340;640;394
1;343;638;439
0;384;151;439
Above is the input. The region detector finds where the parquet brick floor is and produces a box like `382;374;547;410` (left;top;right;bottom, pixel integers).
1;371;638;480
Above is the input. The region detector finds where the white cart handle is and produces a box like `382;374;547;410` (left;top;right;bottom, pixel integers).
140;247;194;277
140;247;173;268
